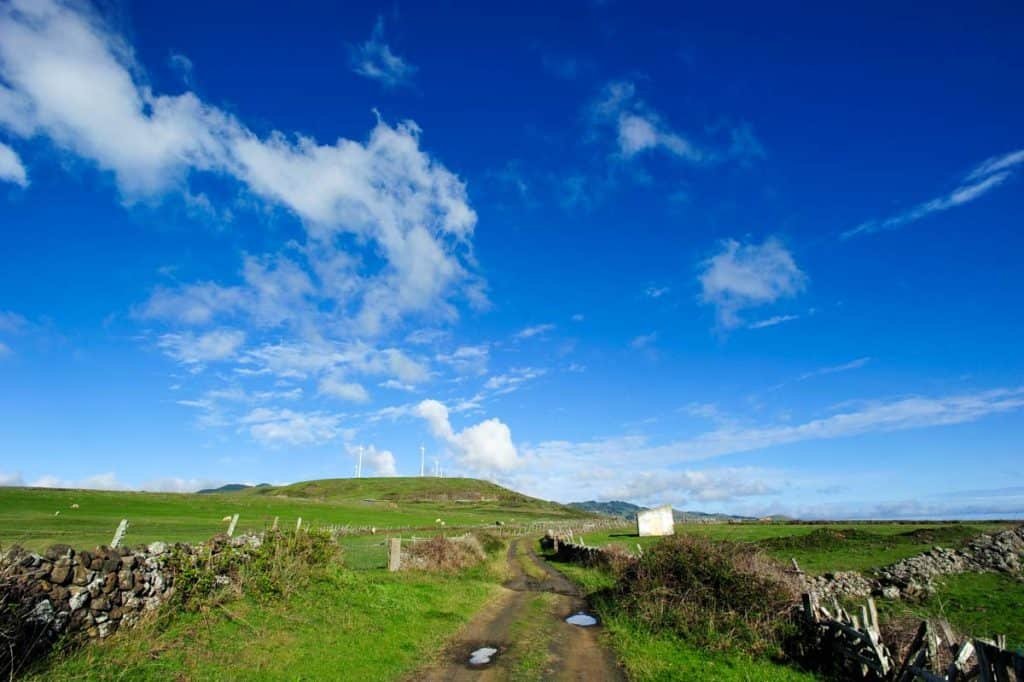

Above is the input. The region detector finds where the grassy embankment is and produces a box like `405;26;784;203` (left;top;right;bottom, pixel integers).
0;477;591;553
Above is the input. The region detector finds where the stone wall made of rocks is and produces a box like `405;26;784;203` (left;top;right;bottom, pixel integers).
804;525;1024;601
1;533;265;646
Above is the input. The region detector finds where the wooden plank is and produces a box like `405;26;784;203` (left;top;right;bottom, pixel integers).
896;621;930;682
976;640;993;682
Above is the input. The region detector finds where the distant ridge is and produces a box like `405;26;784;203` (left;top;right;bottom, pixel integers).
568;500;762;523
568;500;645;519
197;483;271;494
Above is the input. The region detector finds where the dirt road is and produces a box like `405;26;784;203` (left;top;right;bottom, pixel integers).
412;539;625;681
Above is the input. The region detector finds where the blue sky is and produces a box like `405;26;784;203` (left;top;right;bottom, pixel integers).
1;0;1022;518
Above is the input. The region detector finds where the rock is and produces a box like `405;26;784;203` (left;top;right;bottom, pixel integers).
44;545;73;562
78;550;92;567
97;621;114;638
120;555;137;570
147;541;168;556
72;563;92;586
69;588;89;611
51;558;72;585
28;599;55;625
101;556;120;574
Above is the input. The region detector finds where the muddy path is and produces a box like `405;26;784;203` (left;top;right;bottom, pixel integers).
411;539;624;681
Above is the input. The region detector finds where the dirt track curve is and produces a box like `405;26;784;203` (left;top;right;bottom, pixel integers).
411;539;625;681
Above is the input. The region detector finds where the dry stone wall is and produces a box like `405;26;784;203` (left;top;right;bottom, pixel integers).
1;533;264;645
805;524;1024;601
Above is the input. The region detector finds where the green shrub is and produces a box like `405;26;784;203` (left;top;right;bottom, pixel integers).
612;535;799;655
166;529;340;614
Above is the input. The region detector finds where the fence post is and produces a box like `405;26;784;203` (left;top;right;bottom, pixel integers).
388;538;402;572
111;519;129;548
227;513;239;537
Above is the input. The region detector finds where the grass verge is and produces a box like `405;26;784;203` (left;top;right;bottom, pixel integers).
26;539;508;680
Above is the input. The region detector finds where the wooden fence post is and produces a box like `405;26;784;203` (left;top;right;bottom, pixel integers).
388;538;402;572
227;513;239;537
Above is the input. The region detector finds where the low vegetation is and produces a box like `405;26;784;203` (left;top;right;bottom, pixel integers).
545;543;816;681
613;535;800;656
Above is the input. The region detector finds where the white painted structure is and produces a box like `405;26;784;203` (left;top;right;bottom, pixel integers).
636;505;675;537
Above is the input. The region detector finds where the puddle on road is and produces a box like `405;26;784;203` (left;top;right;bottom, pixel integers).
468;646;499;666
565;612;598;627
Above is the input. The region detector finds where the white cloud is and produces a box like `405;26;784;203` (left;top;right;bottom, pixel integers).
571;313;584;322
0;470;23;486
0;341;10;357
514;323;555;340
379;379;416;392
630;332;657;349
0;310;27;333
605;467;779;506
346;443;398;476
748;314;800;329
30;472;125;490
797;357;870;381
0;140;27;185
644;285;670;299
1;0;479;346
240;407;342;446
415;399;520;472
592;81;705;162
318;374;370;402
434;344;489;376
699;237;806;329
844;148;1024;238
349;16;416;88
530;386;1024;469
589;81;764;166
140;477;222;493
157;329;245;367
483;367;545;394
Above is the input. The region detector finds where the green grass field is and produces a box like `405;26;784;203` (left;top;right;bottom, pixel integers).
580;521;1014;573
0;478;591;553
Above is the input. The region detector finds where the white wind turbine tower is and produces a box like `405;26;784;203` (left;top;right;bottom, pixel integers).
433;457;440;478
356;445;364;478
420;445;425;477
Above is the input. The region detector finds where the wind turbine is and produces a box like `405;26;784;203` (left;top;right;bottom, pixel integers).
420;445;425;477
357;445;364;479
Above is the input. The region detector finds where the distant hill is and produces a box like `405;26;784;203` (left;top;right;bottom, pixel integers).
197;483;271;494
568;500;646;519
242;477;595;517
674;510;758;522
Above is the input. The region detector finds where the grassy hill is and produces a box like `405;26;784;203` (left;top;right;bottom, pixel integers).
251;477;558;506
0;477;594;552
